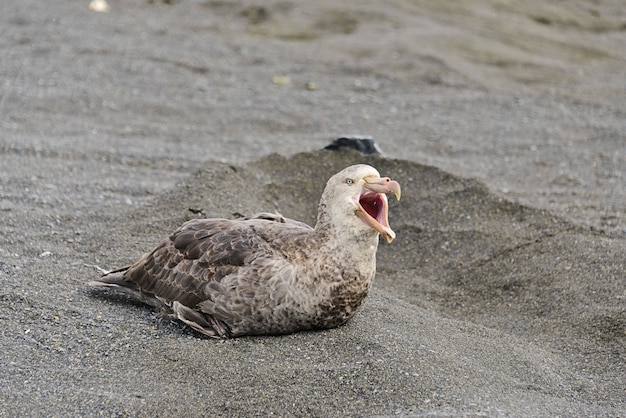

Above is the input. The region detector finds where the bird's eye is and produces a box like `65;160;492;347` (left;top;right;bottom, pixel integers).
345;178;354;185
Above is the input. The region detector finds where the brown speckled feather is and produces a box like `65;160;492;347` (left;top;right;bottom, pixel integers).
89;165;400;339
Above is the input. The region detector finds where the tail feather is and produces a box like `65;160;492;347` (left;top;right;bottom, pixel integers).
88;268;134;288
88;269;157;305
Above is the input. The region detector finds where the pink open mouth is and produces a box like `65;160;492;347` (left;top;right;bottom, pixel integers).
360;191;389;228
355;177;400;243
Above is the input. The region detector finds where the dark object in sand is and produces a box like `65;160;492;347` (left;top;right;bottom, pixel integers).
325;137;383;155
89;165;401;338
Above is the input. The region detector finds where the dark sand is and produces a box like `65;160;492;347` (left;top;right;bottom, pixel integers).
1;1;624;416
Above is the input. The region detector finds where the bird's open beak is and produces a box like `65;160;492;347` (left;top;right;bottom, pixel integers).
355;176;401;243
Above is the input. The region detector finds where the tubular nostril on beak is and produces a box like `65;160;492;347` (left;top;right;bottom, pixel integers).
363;177;401;201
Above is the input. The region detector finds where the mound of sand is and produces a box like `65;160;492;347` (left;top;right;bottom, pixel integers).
4;149;622;416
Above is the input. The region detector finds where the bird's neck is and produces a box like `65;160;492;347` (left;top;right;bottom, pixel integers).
313;199;380;267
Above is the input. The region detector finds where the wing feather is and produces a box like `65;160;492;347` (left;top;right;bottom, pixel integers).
121;219;263;306
92;214;315;336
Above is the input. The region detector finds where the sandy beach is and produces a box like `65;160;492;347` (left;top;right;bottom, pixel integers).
1;1;624;416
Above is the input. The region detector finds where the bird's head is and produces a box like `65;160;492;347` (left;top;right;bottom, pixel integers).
319;164;401;243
